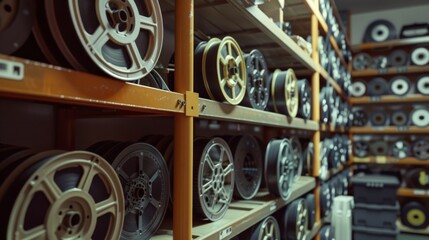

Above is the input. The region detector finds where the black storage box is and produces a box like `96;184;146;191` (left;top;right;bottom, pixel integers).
351;174;399;205
353;226;398;240
353;203;399;229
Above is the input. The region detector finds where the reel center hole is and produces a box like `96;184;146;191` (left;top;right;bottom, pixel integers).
377;30;383;36
397;84;403;89
377;147;384;153
419;115;425;120
419;54;425;60
63;211;82;229
134;187;145;199
425;83;429;88
375;85;381;91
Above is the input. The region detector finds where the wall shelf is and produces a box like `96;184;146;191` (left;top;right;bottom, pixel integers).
350;94;429;105
397;188;429;198
352;36;429;52
320;123;347;133
352;65;429;77
350;126;429;134
353;156;428;165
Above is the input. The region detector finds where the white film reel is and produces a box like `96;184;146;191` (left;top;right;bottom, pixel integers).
417;76;429;95
389;76;410;96
412;108;429;127
350;81;367;97
411;47;429;66
371;24;390;42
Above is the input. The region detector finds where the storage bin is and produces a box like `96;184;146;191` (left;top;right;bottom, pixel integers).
353;226;398;240
353;202;399;229
351;174;399;205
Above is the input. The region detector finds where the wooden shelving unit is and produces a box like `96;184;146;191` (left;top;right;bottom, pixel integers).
353;156;429;165
397;188;429;198
350;94;429;105
350;126;429;134
352;36;429;51
352;65;429;77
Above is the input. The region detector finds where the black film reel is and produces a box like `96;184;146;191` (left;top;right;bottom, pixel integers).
242;49;269;110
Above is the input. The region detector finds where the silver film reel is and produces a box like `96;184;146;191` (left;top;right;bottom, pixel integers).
389;76;411;96
350;81;367;97
417;76;429;95
411;108;429;127
411;47;429;66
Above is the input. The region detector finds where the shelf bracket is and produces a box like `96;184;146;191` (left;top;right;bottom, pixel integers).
185;91;199;117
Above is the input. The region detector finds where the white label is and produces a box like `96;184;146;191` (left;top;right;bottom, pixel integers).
0;59;24;81
219;227;232;240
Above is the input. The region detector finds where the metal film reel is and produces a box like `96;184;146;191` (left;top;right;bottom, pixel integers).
412;139;429;160
242;49;269;110
265;139;294;200
391;110;409;127
354;141;369;158
352;110;368;127
371;55;388;69
290;137;303;181
390;140;411;159
243;216;281;240
369;140;389;156
41;0;163;80
320;87;331;124
369;111;388;126
401;201;429;230
411;47;429;66
297;79;312;120
202;36;247;105
302;142;314;176
0;151;124;240
319;140;330;181
388;49;409;67
319;225;334;240
405;168;429;189
283;198;308;240
193;138;234;221
0;0;35;54
417;76;429;95
229;135;263;200
363;20;396;42
320;184;332;218
389;76;411;96
306;194;316;230
352;53;372;70
268;69;299;117
368;77;389;96
350;81;367;97
411;108;429;127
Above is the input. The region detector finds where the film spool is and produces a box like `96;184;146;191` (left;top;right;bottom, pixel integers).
202;36;247;105
193;137;234;221
320;87;331;124
265;138;294;200
411;47;429;66
306;194;316;230
417;76;429;95
242;216;281;240
352;110;368;126
41;0;164;81
320;225;334;240
369;111;389;126
350;81;367;97
363;20;396;42
368;77;389;96
290;137;303;181
302;142;314;176
388;49;409;67
268;69;299;117
371;55;388;69
283;198;308;240
391;110;409;126
297;79;312;120
242;49;269;110
320;184;332;218
0;151;124;240
229;135;263;200
411;108;429;127
389;76;411;96
405;168;429;189
0;0;35;54
369;140;389;156
401;201;429;229
319;139;331;181
390;140;411;159
412;139;429;160
352;53;372;70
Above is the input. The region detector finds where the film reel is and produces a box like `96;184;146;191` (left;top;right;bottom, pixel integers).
350;81;367;97
369;111;388;126
265;138;294;200
369;140;389;156
241;216;281;240
194;138;234;221
268;69;299;117
363;20;396;42
290;137;303;181
352;110;368;127
297;79;312;120
320;184;332;218
411;108;429;127
405;168;429;189
401;201;429;229
388;49;409;67
412;139;429;160
0;151;124;240
302;142;314;176
417;76;429;95
202;36;247;105
391;110;409;126
320;225;335;240
411;47;429;66
242;49;269;110
0;0;35;55
354;141;369;158
371;55;388;69
39;0;163;81
306;194;316;230
229;135;263;200
389;76;411;96
319;139;330;181
320;87;331;124
283;198;308;240
390;140;411;159
368;77;389;96
352;53;372;70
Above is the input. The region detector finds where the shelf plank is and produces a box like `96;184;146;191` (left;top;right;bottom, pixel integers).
352;65;429;77
154;176;316;239
352;36;429;52
353;156;429;165
306;221;322;240
397;219;429;235
350;126;429;134
0;55;185;114
397;188;429;198
350;94;429;105
199;98;319;131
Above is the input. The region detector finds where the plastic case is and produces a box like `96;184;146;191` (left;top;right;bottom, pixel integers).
332;196;354;240
351;174;399;205
353;203;399;229
353;226;398;240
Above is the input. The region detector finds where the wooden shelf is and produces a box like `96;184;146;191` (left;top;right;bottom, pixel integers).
350;126;429;134
353;156;429;165
397;219;429;235
352;36;429;52
320;123;347;133
0;55;185;114
352;65;429;77
199;98;319;131
350;94;429;105
307;221;322;240
154;176;316;240
397;188;429;198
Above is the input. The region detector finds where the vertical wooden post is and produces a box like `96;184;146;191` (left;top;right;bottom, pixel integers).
174;0;194;239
